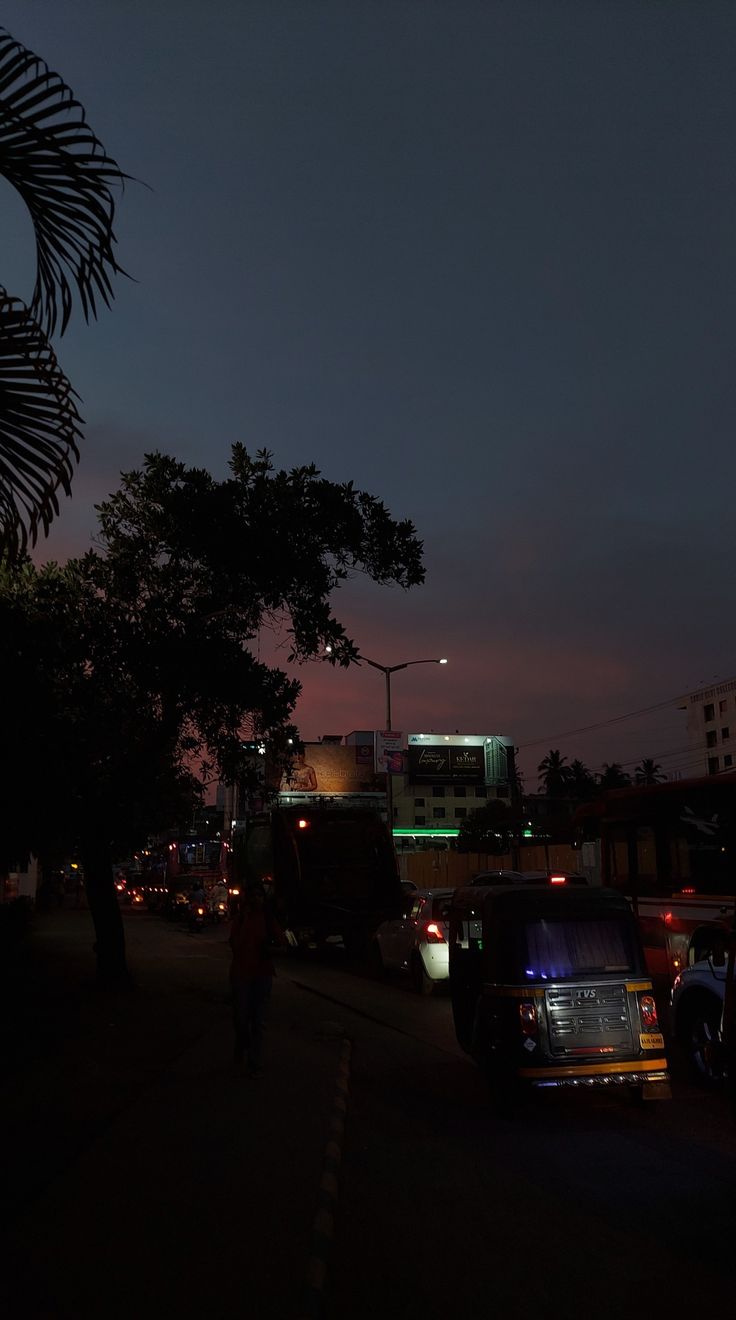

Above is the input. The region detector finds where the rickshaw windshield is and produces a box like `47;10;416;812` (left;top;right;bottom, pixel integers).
512;915;638;980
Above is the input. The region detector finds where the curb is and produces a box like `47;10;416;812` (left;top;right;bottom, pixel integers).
299;1036;352;1319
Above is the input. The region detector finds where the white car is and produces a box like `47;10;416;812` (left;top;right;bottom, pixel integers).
374;888;454;994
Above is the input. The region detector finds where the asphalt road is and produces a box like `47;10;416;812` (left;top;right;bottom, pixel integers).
5;910;736;1318
276;944;736;1319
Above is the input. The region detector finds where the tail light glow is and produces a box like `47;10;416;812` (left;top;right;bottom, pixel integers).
639;993;659;1030
424;922;445;943
519;1001;538;1037
549;875;566;885
297;819;309;830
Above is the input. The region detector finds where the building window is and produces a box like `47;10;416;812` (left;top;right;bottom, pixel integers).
708;756;720;774
414;815;426;826
432;786;445;797
706;730;717;748
414;797;425;807
475;786;488;798
454;786;466;798
456;807;467;819
704;703;715;722
433;806;446;819
722;727;730;741
724;756;733;769
720;700;728;714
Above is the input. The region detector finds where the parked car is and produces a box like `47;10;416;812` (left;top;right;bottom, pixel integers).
671;924;730;1084
374;888;454;994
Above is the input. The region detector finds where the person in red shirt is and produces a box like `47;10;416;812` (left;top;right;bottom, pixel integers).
229;881;284;1077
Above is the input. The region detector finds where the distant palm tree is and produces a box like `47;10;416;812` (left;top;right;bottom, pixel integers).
568;758;597;801
0;27;125;559
635;758;665;785
598;762;632;790
537;748;570;797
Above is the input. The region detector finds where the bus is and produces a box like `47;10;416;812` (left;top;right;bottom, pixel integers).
165;836;230;893
576;773;736;982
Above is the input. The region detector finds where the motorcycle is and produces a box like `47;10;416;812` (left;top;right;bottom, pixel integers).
188;900;207;933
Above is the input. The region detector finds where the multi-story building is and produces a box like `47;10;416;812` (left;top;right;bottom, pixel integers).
678;677;736;776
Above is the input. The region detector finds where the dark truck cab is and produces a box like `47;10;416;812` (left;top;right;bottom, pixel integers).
244;804;404;953
449;883;671;1108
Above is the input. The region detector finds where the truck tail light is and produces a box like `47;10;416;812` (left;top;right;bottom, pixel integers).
519;1001;538;1037
425;922;446;943
639;993;659;1030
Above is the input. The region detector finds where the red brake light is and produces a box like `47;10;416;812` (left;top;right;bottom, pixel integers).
549;875;566;885
680;886;696;895
639;994;659;1030
297;819;309;830
519;1001;538;1036
425;922;446;943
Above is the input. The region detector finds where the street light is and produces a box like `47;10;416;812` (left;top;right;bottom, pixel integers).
358;654;449;829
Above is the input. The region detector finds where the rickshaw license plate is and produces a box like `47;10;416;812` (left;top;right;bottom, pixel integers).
640;1032;664;1049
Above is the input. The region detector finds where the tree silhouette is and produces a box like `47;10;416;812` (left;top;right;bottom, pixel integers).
0;27;125;558
537;748;570;797
634;758;665;785
598;762;632;789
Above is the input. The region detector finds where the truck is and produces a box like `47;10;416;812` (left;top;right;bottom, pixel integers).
241;802;404;953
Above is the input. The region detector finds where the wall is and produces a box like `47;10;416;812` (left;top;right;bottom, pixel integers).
402;843;584;889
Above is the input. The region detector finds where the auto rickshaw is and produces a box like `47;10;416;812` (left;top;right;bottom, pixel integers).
449;882;671;1111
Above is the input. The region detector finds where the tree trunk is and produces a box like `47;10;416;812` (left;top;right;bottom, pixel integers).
81;837;132;989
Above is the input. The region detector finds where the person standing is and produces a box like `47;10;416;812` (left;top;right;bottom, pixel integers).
229;881;284;1078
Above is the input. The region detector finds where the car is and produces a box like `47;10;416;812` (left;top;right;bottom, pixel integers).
471;869;526;885
374;888;454;994
671;925;730;1084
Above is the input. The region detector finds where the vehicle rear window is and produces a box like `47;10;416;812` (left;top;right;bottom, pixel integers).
520;917;636;979
433;896;452;921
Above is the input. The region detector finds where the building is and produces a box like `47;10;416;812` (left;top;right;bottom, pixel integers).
678;677;736;776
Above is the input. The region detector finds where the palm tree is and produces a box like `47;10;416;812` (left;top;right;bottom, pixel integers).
598;762;632;790
635;758;665;785
0;27;125;559
537;749;570;797
567;758;597;802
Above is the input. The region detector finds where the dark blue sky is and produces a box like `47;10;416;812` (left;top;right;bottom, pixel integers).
5;1;736;783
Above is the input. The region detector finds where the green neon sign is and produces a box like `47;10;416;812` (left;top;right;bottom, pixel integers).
392;828;460;838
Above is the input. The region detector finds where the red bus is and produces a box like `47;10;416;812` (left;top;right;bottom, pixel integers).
576;773;736;982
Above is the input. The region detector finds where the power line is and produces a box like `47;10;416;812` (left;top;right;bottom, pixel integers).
517;694;685;751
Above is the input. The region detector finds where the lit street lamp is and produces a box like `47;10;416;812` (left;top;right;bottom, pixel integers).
359;655;449;828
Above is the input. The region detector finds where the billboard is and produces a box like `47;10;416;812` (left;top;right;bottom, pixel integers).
375;730;404;775
407;734;513;786
279;743;380;797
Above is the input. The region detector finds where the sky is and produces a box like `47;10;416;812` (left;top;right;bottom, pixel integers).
3;0;736;786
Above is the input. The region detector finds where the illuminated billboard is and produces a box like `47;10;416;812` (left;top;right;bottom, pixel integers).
407;733;514;786
279;742;380;798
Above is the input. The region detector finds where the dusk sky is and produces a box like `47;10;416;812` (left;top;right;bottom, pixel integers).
5;1;736;785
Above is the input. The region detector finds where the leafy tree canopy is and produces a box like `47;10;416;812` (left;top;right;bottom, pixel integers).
0;447;424;982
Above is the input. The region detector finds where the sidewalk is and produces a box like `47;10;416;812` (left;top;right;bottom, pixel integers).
1;909;347;1319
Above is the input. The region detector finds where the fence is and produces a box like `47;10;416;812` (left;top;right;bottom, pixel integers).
401;843;585;890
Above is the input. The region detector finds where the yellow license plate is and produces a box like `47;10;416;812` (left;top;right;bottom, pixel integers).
640;1032;664;1050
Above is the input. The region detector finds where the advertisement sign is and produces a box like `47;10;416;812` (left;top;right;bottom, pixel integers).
375;730;404;775
407;733;514;785
279;743;379;797
407;743;484;783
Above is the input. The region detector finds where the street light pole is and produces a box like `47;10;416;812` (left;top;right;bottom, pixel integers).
359;656;448;831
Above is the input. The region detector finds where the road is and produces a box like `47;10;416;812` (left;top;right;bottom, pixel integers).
282;945;736;1318
5;909;736;1318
